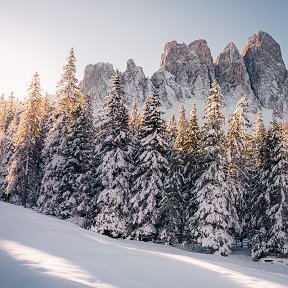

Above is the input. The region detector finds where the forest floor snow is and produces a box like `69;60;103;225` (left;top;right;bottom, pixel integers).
0;202;287;288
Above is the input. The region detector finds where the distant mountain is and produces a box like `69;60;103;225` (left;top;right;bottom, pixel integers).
79;31;288;120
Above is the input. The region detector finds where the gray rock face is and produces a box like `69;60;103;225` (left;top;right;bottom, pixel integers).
215;42;255;107
151;69;182;107
242;31;288;117
80;60;152;108
79;62;114;107
121;59;152;104
188;39;215;83
152;40;214;106
79;31;288;119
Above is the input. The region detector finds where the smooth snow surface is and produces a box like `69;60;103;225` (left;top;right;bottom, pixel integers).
0;202;287;288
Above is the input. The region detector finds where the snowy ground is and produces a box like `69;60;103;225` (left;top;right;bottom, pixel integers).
0;202;287;288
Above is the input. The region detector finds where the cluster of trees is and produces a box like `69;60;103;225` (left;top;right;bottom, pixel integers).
1;49;288;259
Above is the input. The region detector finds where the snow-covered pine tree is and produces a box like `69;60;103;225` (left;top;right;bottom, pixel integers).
129;101;141;136
92;70;131;237
0;103;22;200
167;114;177;139
40;93;54;136
4;92;17;134
5;73;43;207
175;104;188;153
38;48;86;218
0;92;18;134
159;115;184;244
250;120;288;259
174;104;197;203
244;113;266;240
71;93;95;227
265;121;288;258
189;80;240;255
184;103;202;241
38;93;53;181
0;94;6;133
226;96;250;242
130;90;169;240
249;113;265;166
128;101;141;172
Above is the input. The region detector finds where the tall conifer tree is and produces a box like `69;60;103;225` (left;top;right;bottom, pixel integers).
38;48;86;218
130;91;168;239
5;73;42;207
189;81;240;255
250;120;288;259
226;96;250;242
93;70;131;237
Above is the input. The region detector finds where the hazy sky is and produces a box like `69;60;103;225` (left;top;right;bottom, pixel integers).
0;0;287;99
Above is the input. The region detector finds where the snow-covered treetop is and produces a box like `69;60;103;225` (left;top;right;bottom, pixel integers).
56;48;84;114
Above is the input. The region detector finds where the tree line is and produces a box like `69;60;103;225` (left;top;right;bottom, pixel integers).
0;49;287;259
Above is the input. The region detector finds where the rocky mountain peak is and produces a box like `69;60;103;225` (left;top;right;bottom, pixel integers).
242;31;288;117
80;31;288;120
126;58;136;70
189;40;212;64
189;39;215;82
159;41;196;72
122;59;152;104
153;39;214;108
215;42;239;64
242;31;281;57
215;42;255;108
79;62;114;107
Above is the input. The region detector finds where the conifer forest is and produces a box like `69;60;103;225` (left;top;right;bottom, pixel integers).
1;49;288;260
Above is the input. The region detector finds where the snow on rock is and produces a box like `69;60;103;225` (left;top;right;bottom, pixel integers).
79;31;288;121
80;59;153;110
1;202;288;288
121;59;152;104
79;62;115;109
215;42;257;111
152;40;214;105
151;69;183;107
242;31;288;118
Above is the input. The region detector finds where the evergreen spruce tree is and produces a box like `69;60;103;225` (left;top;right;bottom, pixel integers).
38;48;87;218
0;94;6;133
130;91;168;240
93;70;131;237
159;116;184;244
184;103;202;241
128;101;141;136
244;113;266;239
167;114;177;139
189;80;240;255
40;93;54;136
38;93;53;183
4;92;17;134
250;120;288;259
5;73;43;207
75;92;96;226
226;96;250;242
0;103;22;200
0;92;18;134
175;104;188;152
128;101;141;172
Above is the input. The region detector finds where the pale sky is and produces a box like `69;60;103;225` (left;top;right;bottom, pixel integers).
0;0;287;99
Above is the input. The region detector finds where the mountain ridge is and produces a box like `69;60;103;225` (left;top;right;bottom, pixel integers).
79;31;288;119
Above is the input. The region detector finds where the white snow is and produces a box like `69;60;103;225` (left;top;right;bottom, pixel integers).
0;202;287;288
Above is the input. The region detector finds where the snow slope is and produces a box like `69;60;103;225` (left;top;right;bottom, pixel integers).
0;202;287;288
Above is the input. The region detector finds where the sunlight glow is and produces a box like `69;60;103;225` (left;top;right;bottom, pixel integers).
83;234;287;288
0;240;117;288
